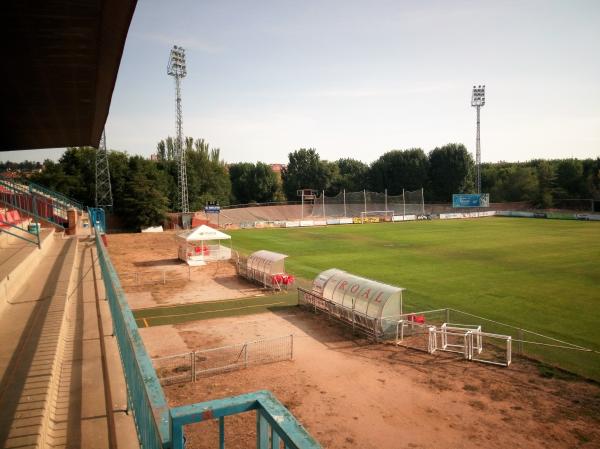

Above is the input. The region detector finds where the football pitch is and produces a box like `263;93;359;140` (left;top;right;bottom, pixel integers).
227;217;600;374
133;217;600;379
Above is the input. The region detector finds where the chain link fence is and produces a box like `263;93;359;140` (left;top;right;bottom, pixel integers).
153;335;294;385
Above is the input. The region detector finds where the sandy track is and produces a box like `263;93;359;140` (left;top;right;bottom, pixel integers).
141;308;600;449
107;232;263;308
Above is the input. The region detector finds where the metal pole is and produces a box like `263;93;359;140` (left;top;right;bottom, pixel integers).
402;188;406;218
322;190;325;219
301;193;304;221
385;188;387;213
363;189;367;223
518;329;524;355
343;189;347;218
191;352;195;382
421;187;425;215
219;417;225;449
476;105;481;194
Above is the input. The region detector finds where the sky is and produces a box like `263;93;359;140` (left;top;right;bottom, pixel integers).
3;0;600;164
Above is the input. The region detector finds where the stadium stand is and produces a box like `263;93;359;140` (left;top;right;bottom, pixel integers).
0;231;138;449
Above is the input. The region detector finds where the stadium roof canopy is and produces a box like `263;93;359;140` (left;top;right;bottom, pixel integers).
0;0;138;151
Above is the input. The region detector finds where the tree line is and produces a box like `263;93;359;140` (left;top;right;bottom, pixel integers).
4;140;597;229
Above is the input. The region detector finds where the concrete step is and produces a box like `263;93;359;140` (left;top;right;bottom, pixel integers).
0;237;77;449
45;240;139;449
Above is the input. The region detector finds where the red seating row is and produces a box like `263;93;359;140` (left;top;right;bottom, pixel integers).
271;273;295;286
0;209;26;228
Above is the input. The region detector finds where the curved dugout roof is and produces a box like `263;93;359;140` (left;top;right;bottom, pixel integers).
313;269;404;320
0;0;138;150
247;250;288;275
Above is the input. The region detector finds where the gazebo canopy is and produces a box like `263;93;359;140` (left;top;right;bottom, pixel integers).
176;225;231;242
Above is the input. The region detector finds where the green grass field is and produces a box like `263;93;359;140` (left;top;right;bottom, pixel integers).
133;217;600;379
224;217;600;378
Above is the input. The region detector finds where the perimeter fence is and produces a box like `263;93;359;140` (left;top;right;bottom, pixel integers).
153;335;294;385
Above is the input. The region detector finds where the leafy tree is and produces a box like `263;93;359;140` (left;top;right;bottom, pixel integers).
156;137;176;161
534;160;556;208
556;159;585;198
428;144;474;201
119;157;169;229
330;158;369;194
584;158;600;200
229;162;280;204
281;149;331;199
185;138;231;210
368;149;428;195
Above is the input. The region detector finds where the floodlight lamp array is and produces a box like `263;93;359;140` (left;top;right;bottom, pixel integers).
471;85;485;107
167;46;187;77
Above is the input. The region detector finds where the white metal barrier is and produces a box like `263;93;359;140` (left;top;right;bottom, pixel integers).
395;321;512;367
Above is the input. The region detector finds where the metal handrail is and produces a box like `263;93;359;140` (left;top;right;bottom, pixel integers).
26;179;83;210
170;390;322;449
0;178;68;230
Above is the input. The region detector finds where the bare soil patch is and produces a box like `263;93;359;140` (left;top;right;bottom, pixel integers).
140;309;600;449
107;232;263;309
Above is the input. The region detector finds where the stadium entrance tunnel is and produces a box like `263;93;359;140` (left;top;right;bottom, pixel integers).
309;269;405;336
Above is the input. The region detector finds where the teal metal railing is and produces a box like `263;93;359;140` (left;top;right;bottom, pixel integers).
88;207;106;234
26;179;83;211
94;232;170;448
171;391;322;449
0;177;70;229
0;218;40;247
92;223;321;449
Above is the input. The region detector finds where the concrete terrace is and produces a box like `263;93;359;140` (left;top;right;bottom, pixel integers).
0;231;138;449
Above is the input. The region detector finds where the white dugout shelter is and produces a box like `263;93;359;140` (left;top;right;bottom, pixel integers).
311;269;404;334
176;225;232;266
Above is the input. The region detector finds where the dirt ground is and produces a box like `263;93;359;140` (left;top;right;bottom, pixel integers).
107;232;263;309
140;308;600;449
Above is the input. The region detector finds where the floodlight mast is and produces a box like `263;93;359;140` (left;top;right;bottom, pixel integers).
167;45;189;214
471;85;485;194
95;129;113;208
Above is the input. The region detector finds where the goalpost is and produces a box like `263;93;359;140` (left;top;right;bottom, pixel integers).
359;210;394;223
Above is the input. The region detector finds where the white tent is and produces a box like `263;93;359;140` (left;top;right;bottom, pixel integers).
176;225;232;266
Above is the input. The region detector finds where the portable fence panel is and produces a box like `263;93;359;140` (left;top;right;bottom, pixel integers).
433;328;471;359
440;323;482;355
395;321;436;353
153;336;294;384
153;353;194;385
195;343;249;377
247;335;294;366
470;333;512;367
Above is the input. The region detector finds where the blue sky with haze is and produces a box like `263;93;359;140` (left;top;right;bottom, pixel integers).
4;0;600;164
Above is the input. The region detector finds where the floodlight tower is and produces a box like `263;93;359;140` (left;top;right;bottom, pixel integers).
167;45;189;213
95;129;113;208
471;85;485;194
